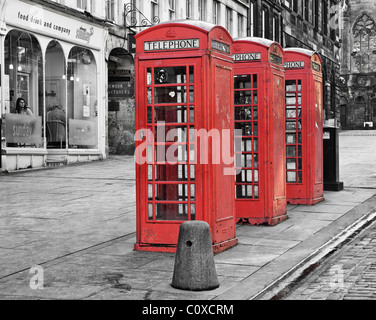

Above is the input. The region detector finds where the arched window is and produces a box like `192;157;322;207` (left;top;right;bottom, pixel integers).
4;30;43;116
353;13;376;52
45;41;67;149
4;30;43;148
67;47;97;149
352;13;376;72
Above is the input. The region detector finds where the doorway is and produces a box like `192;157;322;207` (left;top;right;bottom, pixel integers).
107;48;135;155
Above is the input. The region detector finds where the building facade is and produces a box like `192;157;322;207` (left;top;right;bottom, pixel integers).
248;0;341;126
1;0;343;172
0;0;251;172
0;0;108;172
339;0;376;129
104;0;249;155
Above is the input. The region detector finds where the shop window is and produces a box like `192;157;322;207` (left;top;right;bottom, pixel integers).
3;30;43;148
45;40;67;149
67;47;98;149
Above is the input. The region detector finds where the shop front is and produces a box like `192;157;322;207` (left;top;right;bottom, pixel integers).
0;0;107;172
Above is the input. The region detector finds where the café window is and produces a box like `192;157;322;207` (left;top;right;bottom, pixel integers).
67;47;98;149
3;30;43;148
45;40;67;149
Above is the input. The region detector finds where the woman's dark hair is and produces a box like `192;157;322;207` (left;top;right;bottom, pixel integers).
16;98;27;114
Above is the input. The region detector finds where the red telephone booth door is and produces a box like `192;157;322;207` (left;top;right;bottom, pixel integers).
285;77;305;188
284;49;324;205
234;69;263;211
136;58;202;248
233;39;287;226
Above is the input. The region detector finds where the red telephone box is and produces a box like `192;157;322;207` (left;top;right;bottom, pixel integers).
233;38;287;226
134;20;238;253
284;48;324;205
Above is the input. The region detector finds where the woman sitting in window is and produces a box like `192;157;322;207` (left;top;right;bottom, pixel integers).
16;98;33;115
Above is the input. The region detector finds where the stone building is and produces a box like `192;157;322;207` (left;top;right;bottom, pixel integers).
7;0;343;164
104;0;249;155
0;0;109;171
41;1;247;156
250;0;342;125
339;0;376;129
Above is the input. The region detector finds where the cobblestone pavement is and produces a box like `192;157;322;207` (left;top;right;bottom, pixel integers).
280;216;376;300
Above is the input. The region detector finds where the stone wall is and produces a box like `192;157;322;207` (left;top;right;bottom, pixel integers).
340;0;376;129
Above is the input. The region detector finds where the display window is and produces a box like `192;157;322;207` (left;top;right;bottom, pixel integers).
67;47;98;149
3;31;98;151
3;30;43;148
45;40;67;149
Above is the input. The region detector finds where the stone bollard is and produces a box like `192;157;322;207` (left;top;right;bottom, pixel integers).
171;221;219;291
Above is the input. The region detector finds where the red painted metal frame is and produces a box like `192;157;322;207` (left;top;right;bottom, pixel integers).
284;48;324;205
233;38;287;226
134;21;238;253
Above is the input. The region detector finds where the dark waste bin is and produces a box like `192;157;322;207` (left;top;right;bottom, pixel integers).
323;125;344;191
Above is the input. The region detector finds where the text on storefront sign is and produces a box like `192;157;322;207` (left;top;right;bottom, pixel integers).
5;1;105;49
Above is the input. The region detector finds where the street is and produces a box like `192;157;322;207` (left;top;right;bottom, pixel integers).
279;216;376;300
0;131;376;300
274;130;376;300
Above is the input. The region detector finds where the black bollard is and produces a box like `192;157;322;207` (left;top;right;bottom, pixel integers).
171;221;219;291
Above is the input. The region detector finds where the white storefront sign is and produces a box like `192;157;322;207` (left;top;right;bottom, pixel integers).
3;0;104;49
